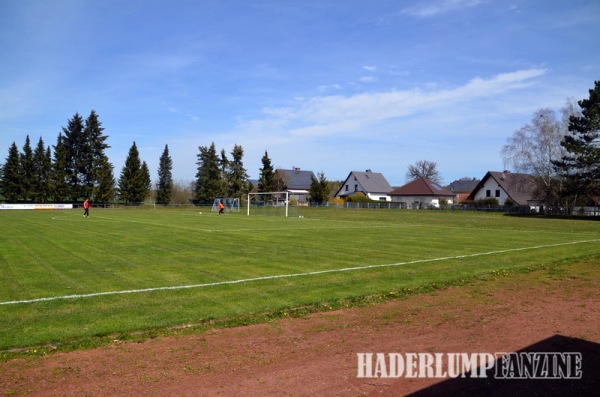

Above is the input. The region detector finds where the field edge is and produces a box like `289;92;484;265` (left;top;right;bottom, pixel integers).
2;253;598;362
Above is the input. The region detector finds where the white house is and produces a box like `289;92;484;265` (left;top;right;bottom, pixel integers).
334;169;393;201
467;171;535;206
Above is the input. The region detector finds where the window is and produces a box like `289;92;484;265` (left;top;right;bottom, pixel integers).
495;190;500;198
345;185;348;191
354;184;358;192
486;190;491;197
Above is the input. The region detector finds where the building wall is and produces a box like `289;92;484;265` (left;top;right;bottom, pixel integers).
337;176;361;198
337;178;390;201
391;196;453;208
471;178;510;205
366;193;391;202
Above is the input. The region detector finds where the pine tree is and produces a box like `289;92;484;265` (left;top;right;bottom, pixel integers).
20;136;34;202
554;81;600;211
58;110;111;201
156;145;173;204
220;148;229;197
227;144;249;198
309;171;330;204
195;142;223;203
95;155;116;204
257;150;274;192
141;161;152;201
62;113;86;200
84;110;110;199
45;146;53;199
51;134;70;202
118;142;146;203
0;142;21;202
32;137;52;203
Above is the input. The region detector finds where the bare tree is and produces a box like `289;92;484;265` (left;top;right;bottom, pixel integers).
171;179;193;205
406;160;442;184
501;100;579;208
502;108;564;181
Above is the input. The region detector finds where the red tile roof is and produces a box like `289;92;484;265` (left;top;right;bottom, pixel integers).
389;177;455;197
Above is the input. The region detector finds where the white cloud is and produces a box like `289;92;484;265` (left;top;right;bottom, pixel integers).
362;65;377;72
239;68;546;139
402;0;486;17
359;76;377;83
317;84;343;92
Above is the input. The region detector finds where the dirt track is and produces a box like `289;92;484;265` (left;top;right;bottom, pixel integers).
2;262;599;396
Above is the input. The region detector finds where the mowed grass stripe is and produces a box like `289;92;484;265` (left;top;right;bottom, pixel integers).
2;238;598;306
1;209;597;297
0;208;598;350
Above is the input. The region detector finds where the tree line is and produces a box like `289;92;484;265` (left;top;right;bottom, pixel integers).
0;111;331;205
0;111;154;204
0;111;116;204
2;81;597;210
194;144;330;204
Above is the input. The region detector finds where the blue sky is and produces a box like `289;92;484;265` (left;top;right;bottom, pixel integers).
1;0;599;186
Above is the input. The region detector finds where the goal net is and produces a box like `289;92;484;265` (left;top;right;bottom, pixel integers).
246;192;291;217
211;198;241;213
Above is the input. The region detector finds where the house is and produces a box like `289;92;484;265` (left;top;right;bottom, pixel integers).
275;168;316;203
389;177;455;209
335;169;393;201
466;171;536;206
445;177;480;204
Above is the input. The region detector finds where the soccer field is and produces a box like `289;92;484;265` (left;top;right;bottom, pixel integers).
1;207;598;352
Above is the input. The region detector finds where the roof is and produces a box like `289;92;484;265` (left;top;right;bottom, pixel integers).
276;169;316;190
335;170;393;197
456;193;471;203
446;177;480;194
467;171;536;206
389;177;455;197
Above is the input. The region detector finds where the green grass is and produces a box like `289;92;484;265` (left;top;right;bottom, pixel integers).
1;207;598;354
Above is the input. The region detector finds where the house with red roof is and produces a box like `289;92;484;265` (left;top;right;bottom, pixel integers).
389;177;455;209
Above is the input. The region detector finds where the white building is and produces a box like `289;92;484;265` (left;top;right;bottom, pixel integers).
334;169;393;201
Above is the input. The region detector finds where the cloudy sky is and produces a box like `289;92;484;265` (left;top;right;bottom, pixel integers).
1;0;598;186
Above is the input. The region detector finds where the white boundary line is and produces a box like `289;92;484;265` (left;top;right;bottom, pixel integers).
1;239;598;306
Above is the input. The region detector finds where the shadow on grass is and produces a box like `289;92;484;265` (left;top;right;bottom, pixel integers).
503;212;600;221
408;335;600;397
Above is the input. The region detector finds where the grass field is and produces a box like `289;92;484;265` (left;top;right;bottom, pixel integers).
1;207;598;353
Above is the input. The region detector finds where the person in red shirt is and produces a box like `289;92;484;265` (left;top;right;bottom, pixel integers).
218;201;225;215
83;198;90;218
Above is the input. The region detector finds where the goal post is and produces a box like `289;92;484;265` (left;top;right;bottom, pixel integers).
211;198;240;213
247;191;289;217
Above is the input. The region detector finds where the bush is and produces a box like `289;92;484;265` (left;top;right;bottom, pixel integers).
345;192;374;203
475;198;499;207
439;198;449;209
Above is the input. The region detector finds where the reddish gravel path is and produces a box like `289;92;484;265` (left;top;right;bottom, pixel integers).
2;262;599;396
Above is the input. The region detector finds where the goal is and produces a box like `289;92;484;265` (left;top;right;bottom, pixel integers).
211;198;240;213
246;192;290;217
